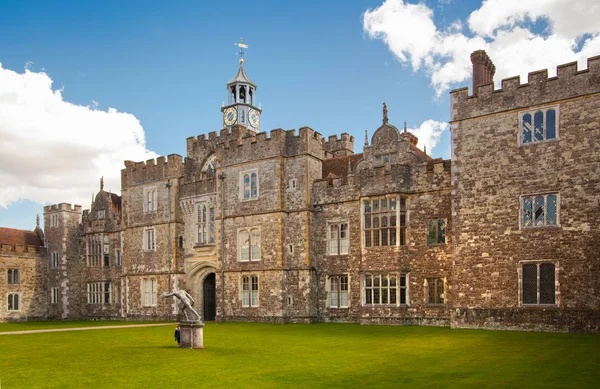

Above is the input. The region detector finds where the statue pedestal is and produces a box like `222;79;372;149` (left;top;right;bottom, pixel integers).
179;321;204;349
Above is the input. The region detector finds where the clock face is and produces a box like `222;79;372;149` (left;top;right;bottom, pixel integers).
248;109;260;129
224;107;237;126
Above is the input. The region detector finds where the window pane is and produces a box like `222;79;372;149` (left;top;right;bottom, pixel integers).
373;215;379;228
382;288;388;304
390;288;397;304
364;214;371;229
546;109;556;139
340;224;347;239
373;230;380;246
400;288;406;304
373;200;379;213
381;228;388;246
546;194;557;226
365;231;371;247
364;201;371;214
389;228;396;245
365;275;372;287
251;173;257;198
522;264;538;304
540;263;555;304
428;220;436;245
381;199;387;211
534;111;544;141
390;198;396;211
534;196;545;226
523;197;533;227
438;219;446;244
522;113;532;144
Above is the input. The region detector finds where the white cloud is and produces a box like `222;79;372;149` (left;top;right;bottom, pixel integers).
0;63;158;208
363;0;600;95
408;120;448;153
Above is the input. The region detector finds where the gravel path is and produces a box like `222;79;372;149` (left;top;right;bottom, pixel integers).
0;323;174;335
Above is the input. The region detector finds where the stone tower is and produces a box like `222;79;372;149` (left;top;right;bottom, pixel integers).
221;40;262;132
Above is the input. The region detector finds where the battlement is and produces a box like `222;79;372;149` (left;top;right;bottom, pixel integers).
0;243;44;256
451;54;600;121
186;125;327;165
323;133;355;157
426;158;451;173
122;154;184;187
43;203;82;213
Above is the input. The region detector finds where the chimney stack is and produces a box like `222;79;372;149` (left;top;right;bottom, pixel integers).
470;50;496;94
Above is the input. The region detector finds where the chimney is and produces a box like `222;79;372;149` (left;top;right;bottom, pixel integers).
470;50;496;94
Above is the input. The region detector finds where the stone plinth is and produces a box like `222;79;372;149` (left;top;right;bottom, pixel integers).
179;321;204;349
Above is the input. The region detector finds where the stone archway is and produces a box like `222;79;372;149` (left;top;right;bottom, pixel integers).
185;260;217;322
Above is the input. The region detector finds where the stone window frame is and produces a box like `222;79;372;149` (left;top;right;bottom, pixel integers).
425;277;445;305
51;287;60;304
7;293;21;311
240;274;259;308
143;186;158;213
362;196;407;249
87;235;101;267
202;154;217;179
50;251;59;269
326;274;350;309
518;260;559;307
115;249;122;267
237;227;261;262
87;281;111;305
362;273;408;306
519;193;560;229
143;227;156;252
326;220;350;256
103;236;110;267
287;178;297;191
239;168;259;201
141;278;158;307
196;202;215;245
518;105;559;146
7;269;19;285
427;218;447;246
50;214;59;227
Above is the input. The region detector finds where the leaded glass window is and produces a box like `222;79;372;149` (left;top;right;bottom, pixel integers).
520;107;558;145
428;219;446;245
364;197;405;248
363;274;406;305
521;194;558;228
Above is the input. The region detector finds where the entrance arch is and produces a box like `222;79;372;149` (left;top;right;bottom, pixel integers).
185;260;217;322
203;273;216;321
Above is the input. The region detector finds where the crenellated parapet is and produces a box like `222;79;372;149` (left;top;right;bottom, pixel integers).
0;243;44;256
121;154;184;188
43;203;82;213
185;126;327;167
323;133;355;157
451;55;600;122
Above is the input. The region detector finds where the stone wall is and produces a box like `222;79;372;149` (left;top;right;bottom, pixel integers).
450;55;600;332
0;244;46;321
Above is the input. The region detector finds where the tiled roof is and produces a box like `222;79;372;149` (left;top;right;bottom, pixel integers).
322;154;363;179
0;227;43;247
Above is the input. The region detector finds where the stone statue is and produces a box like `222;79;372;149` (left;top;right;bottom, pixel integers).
161;288;201;322
383;102;388;123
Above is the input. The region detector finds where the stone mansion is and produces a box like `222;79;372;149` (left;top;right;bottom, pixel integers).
1;51;599;332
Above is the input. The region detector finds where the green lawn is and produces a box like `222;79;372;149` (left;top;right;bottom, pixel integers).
0;322;598;388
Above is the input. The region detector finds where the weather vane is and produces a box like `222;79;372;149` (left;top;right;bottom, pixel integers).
235;38;248;64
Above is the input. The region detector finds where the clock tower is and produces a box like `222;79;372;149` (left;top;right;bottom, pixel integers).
221;39;262;132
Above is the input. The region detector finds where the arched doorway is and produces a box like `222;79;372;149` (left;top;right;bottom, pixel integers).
203;273;216;321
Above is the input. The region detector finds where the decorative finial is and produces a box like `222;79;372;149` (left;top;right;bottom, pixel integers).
364;129;369;146
36;214;40;227
235;38;248;65
100;176;104;191
92;193;95;205
383;102;388;124
404;121;407;133
424;145;427;155
347;158;352;174
222;101;225;107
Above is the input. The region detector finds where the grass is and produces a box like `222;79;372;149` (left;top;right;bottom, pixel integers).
0;322;598;388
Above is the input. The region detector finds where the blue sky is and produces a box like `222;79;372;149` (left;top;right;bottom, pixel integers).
1;0;599;230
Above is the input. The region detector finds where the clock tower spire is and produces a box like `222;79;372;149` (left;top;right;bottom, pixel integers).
221;38;262;132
